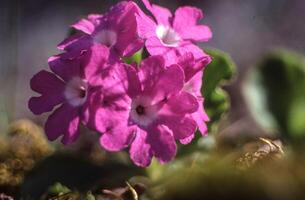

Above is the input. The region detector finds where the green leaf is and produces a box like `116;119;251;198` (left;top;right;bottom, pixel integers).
244;49;305;142
203;48;236;131
123;49;143;65
48;182;70;195
86;191;96;200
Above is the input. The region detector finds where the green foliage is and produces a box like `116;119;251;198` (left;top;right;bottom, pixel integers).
123;49;143;65
203;48;236;131
86;191;96;200
47;182;70;195
244;49;305;142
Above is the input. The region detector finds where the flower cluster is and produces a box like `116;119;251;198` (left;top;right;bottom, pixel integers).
29;0;212;167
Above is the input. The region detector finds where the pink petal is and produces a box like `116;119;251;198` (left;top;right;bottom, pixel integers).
179;134;195;145
94;97;130;134
139;57;185;103
95;1;142;57
145;36;169;55
178;53;211;82
191;97;209;136
148;125;177;164
157;92;199;140
83;88;132;134
88;14;103;25
102;63;141;98
145;37;182;66
100;124;136;152
173;6;212;42
141;0;172;26
177;41;208;60
183;71;203;96
130;128;153;167
138;55;165;86
29;70;65;114
136;11;157;39
72;18;95;35
149;64;185;103
45;103;80;145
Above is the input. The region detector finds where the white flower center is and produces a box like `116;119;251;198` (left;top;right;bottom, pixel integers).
94;29;117;47
156;25;180;47
130;96;158;127
64;77;88;107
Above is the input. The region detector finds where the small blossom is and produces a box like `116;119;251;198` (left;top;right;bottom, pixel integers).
58;1;144;60
28;44;111;144
93;56;199;167
178;53;211;144
136;0;212;65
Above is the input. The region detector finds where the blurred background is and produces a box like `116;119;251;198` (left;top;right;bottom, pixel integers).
1;0;305;134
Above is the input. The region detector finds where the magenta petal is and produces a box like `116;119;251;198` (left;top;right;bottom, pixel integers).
100;125;136;152
45;103;80;145
141;0;172;26
173;6;203;30
57;34;92;56
166;92;199;114
29;96;62;115
72;18;95;35
83;44;109;84
160;115;197;141
30;70;65;94
180;25;212;42
112;2;144;57
130;128;153;167
121;38;144;57
48;55;81;82
29;70;65;115
148;125;177;164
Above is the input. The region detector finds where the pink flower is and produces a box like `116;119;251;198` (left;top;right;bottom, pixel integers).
178;53;211;144
58;1;143;60
93;56;199;167
28;44;111;144
136;0;212;65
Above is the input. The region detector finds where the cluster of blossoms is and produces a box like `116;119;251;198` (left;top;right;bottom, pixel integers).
29;0;212;167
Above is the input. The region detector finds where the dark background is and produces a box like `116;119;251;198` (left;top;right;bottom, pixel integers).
1;0;304;135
